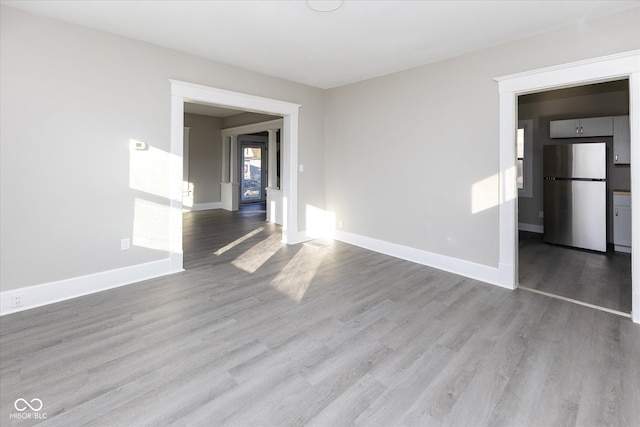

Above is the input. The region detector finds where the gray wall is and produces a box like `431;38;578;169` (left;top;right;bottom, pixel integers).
0;6;325;292
518;80;630;242
184;113;223;205
1;4;638;294
222;112;281;129
325;8;639;267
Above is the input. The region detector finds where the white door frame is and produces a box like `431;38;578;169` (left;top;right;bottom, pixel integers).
495;50;640;323
169;80;301;273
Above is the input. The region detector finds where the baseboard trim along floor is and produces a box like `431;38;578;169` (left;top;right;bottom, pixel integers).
0;259;183;316
335;230;512;290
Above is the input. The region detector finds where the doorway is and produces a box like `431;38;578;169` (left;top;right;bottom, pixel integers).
516;81;632;315
495;50;639;323
239;133;268;205
170;80;302;276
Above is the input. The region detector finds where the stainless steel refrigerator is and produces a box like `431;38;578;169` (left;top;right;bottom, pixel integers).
543;142;607;252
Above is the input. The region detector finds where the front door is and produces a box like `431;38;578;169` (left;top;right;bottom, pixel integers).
239;134;267;204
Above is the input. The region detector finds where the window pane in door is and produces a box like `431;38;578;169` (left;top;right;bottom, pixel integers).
516;127;525;190
516;128;525;158
517;159;524;190
242;146;263;203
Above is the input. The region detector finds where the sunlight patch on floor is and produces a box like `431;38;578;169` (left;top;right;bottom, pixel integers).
270;244;328;302
231;233;282;273
214;227;265;256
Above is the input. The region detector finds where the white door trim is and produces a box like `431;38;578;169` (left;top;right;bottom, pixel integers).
170;80;302;273
495;50;640;323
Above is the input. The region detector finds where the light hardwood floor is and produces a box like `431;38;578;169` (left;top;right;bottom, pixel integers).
1;210;639;426
518;231;632;313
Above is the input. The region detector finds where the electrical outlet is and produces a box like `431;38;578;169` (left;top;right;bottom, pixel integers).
11;294;23;308
539;211;544;218
338;220;344;229
121;238;130;250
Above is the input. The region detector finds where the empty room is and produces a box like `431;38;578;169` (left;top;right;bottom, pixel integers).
1;1;639;426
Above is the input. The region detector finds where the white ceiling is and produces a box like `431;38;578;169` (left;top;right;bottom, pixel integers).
3;0;639;89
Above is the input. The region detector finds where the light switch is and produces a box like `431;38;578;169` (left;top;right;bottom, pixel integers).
299;164;304;172
130;139;148;150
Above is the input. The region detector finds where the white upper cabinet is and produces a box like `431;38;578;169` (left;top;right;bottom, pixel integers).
549;116;613;138
613;115;630;164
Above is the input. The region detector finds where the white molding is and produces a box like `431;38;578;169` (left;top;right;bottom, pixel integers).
282;113;299;244
184;202;223;212
170;80;300;116
170;94;185;273
496;50;640;323
495;50;640;94
289;231;311;245
171;80;300;246
335;231;513;290
0;259;182;316
498;90;519;289
519;223;544;234
266;187;283;225
630;72;639;325
221;182;240;211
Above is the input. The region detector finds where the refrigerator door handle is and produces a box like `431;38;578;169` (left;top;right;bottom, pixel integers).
615;208;619;217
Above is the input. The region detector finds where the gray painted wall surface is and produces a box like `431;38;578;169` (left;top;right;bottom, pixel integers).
0;6;325;292
184;113;223;204
518;80;630;242
1;5;638;293
222;112;281;129
325;8;639;267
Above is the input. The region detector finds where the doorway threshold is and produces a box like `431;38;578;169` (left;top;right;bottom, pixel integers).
518;285;632;319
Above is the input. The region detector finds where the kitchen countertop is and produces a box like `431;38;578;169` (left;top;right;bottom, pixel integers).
613;189;631;196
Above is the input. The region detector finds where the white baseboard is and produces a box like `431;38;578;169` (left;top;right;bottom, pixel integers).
518;223;544;233
0;259;183;316
633;292;640;324
285;231;312;245
184;202;223;212
334;230;511;290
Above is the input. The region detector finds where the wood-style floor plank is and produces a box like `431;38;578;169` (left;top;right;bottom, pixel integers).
518;231;632;313
1;209;638;426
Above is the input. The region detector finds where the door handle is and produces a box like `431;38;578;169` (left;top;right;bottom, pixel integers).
615;208;619;216
615;153;619;162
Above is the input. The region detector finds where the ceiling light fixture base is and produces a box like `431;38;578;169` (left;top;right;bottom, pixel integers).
307;1;343;13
